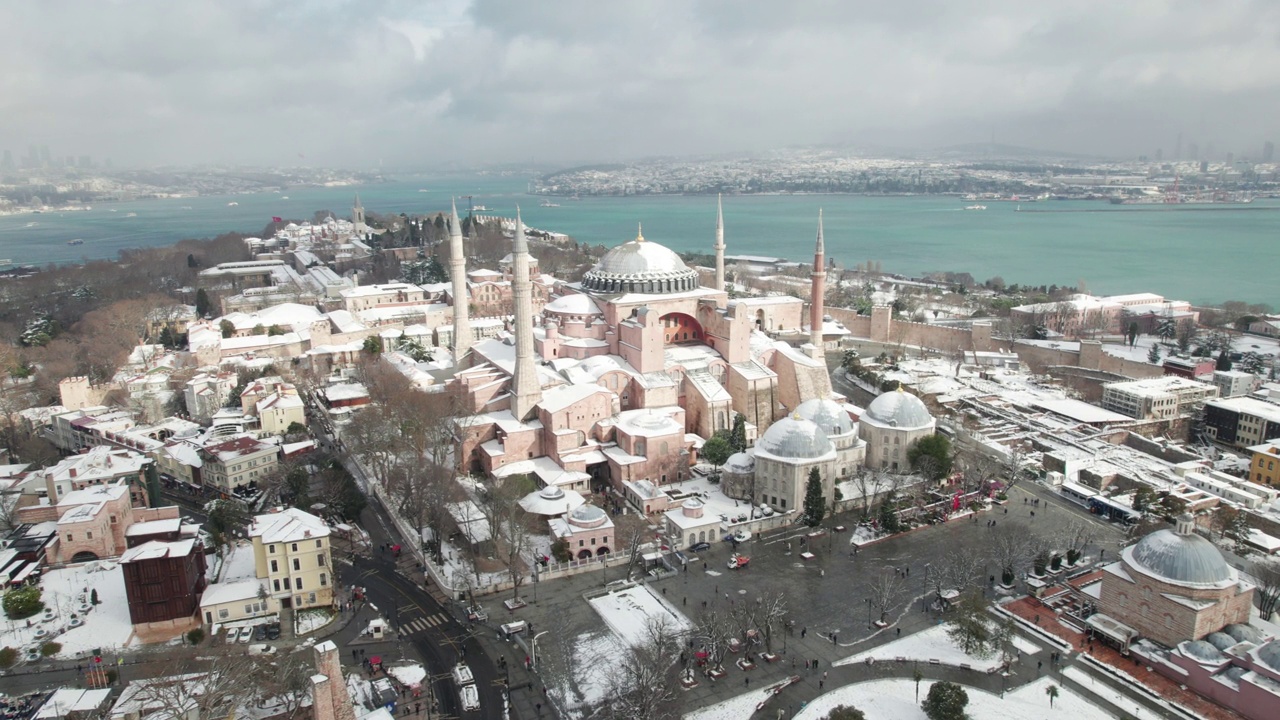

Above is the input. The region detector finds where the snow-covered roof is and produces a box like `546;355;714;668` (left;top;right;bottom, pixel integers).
119;538;197;563
200;578;268;608
249;507;330;544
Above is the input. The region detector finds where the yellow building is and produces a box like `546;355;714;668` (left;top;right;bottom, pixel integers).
248;508;334;611
1248;439;1280;487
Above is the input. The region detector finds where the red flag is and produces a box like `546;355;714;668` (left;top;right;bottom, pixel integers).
272;216;283;223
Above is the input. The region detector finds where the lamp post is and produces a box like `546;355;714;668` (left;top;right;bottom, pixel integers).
922;563;931;612
865;598;872;628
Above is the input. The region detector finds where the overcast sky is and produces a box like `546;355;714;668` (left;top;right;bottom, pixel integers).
3;0;1278;168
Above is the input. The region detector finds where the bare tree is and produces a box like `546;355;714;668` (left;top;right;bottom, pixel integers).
868;567;906;625
253;650;313;719
931;547;986;608
959;454;1001;495
851;471;892;518
989;523;1033;586
593;617;684;720
694;608;736;675
754;589;788;655
1058;518;1096;566
125;648;260;719
1252;559;1280;621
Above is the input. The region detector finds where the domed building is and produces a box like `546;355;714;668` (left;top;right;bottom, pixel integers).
1097;514;1254;648
857;387;936;471
549;503;614;560
580;226;702;295
745;411;862;514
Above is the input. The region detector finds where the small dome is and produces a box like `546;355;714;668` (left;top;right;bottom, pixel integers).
1258;641;1280;673
1205;632;1237;651
568;504;607;527
756;417;834;460
1224;624;1264;645
724;452;754;473
864;389;933;429
1128;528;1233;588
794;398;854;437
581;228;701;295
539;486;566;501
1181;640;1225;663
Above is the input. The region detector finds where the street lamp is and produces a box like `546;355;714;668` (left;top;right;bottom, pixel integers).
865;598;872;628
922;563;931;612
531;630;549;670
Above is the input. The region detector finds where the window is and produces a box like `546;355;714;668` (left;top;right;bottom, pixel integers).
271;560;278;573
219;608;229;619
293;558;301;571
245;604;253;614
309;592;317;604
591;538;596;546
320;573;327;587
274;579;281;592
284;577;291;590
579;540;584;547
110;515;117;524
291;543;298;552
316;539;322;548
269;544;276;554
318;555;326;567
296;578;303;590
603;536;608;544
66;533;73;542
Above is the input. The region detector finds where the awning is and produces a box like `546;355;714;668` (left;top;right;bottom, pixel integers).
1086;613;1137;644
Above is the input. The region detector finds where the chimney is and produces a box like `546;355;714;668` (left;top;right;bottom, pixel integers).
69;468;77;478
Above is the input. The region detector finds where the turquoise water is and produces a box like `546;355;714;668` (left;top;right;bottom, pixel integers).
0;174;1275;306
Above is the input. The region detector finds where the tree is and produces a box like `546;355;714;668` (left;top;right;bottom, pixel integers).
802;467;826;527
1126;322;1139;347
989;522;1032;586
908;434;953;481
204;499;249;549
878;491;902;534
1147;344;1161;364
1131;485;1155;512
701;435;732;471
1059;518;1096;566
868;567;905;625
1240;352;1265;375
1156;316;1177;341
3;586;43;619
729;413;748;453
1045;684;1060;708
90;588;99;605
922;681;969;720
852;471;892;518
362;335;384;355
219;319;234;338
596;617;684;720
1176;320;1197;353
1252;559;1280;620
185;628;204;646
1217;350;1233;371
126;648;259;720
945;589;994;658
1225;511;1253;556
823;706;867;720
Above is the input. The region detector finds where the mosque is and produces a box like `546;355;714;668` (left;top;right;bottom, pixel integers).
447;198;939;526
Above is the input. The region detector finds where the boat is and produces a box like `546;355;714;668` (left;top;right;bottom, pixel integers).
124;212;137;217
540;200;560;208
418;189;430;193
281;196;289;200
108;209;117;212
24;222;37;227
472;204;488;211
180;206;193;210
227;201;239;207
67;239;84;246
964;205;987;211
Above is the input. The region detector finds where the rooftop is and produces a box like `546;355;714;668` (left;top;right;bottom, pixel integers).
249;507;330;544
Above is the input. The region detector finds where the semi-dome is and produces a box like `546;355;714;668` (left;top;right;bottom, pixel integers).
1258;641;1280;673
545;293;603;316
863;388;933;429
568;504;608;528
581;225;701;295
794;398;855;437
756;416;834;460
1126;520;1234;588
724;452;755;473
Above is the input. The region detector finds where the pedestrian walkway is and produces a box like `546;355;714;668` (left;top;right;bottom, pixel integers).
401;613;449;634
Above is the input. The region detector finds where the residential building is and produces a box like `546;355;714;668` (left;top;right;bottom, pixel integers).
199;436;279;493
256;390;306;435
340;282;425;313
1248;439;1280;487
39;446;154;508
249;508;334;611
1203;396;1280;448
1101;376;1219;420
1163;356;1216;380
184;372;237;422
1214;370;1259;399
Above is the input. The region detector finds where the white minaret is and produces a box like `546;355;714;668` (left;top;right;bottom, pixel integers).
714;194;726;292
352;194;366;236
448;198;473;362
510;207;541;421
809;209;827;359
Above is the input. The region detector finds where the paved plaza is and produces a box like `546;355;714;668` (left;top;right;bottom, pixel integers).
499;480;1131;717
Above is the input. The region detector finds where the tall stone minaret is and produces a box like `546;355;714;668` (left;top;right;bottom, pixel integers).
809;209;826;359
714;193;726;292
510;207;541;421
449;198;473;363
352;194;366;236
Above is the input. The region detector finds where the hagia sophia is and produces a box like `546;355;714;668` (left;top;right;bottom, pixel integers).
449;198;937;530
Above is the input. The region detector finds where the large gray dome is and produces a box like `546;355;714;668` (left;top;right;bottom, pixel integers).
756;417;834;460
581;226;701;295
1127;528;1233;588
864;389;933;429
795;398;854;437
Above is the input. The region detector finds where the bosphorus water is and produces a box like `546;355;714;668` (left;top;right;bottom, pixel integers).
0;174;1275;306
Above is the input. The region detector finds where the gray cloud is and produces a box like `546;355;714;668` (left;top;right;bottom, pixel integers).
2;0;1277;167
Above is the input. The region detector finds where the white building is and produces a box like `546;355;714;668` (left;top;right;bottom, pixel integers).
1101;376;1219;420
1214;370;1259;399
857;389;936;471
184;372;237;423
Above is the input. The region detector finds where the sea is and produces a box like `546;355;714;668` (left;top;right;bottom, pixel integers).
0;173;1275;306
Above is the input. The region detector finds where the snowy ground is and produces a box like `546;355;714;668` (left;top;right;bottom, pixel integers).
0;561;136;659
588;585;691;646
793;678;1121;720
295;608;335;635
1061;667;1165;720
835;625;1002;672
387;663;427;687
683;686;778;720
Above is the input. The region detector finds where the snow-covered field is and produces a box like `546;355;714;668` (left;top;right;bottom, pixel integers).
0;562;136;659
388;663;427;687
295;608;335;635
588;585;691;646
1060;667;1165;720
683;687;777;720
835;625;1002;672
794;678;1121;720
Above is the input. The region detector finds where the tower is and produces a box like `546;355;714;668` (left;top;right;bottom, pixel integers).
714;194;726;292
449;198;473;363
809;209;826;359
510;207;542;421
352;194;366;236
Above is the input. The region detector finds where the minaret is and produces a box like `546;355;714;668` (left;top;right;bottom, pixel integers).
714;194;726;292
809;209;826;359
352;194;365;236
510;207;541;421
448;198;473;362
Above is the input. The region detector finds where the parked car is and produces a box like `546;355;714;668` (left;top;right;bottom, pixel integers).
265;623;281;640
690;542;711;552
237;626;252;643
253;625;268;642
727;553;750;570
733;530;752;543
